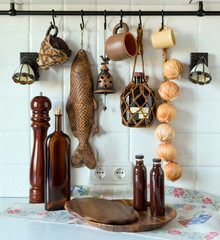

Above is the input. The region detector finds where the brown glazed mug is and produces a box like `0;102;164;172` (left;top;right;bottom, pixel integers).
105;22;138;61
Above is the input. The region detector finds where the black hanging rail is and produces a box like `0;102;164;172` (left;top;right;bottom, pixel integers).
1;2;220;17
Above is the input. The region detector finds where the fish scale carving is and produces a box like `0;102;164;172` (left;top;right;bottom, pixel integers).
66;50;98;170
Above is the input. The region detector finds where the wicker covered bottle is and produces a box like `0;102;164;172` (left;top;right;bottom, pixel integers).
45;109;71;211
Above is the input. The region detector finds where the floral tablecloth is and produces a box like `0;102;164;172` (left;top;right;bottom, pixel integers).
0;185;220;240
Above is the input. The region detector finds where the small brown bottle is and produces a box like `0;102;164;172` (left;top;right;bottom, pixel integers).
45;109;71;211
133;155;147;211
150;158;165;217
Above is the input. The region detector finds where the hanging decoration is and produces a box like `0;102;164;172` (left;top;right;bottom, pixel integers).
120;17;156;128
94;10;116;111
12;53;39;85
153;13;183;182
189;54;212;85
66;12;98;170
37;9;71;70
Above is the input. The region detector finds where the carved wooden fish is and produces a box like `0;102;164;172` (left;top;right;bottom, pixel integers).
66;50;98;170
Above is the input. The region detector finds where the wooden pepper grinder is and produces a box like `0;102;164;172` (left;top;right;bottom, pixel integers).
29;92;52;203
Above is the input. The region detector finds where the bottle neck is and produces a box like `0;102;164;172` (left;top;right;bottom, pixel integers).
153;163;162;168
55;114;62;132
134;76;143;84
136;159;144;165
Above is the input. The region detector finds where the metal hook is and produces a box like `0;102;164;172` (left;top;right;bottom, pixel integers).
50;9;56;28
161;10;164;30
138;10;142;29
120;9;123;28
80;9;84;30
104;10;107;30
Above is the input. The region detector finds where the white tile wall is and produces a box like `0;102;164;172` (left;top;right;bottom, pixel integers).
0;2;220;197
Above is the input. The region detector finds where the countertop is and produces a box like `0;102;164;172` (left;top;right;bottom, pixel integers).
0;198;154;240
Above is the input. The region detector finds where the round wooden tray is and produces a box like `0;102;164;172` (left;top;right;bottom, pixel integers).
86;199;176;232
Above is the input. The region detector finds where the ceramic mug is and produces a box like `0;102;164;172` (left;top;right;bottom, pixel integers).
105;22;138;61
151;25;176;49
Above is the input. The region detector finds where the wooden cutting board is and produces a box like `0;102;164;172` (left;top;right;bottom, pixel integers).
86;200;176;232
65;197;139;224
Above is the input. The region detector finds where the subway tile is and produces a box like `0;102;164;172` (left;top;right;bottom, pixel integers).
0;99;29;132
198;34;220;67
196;167;220;196
171;99;197;133
130;5;164;33
0;132;30;165
168;31;198;64
30;4;64;31
197;134;220;166
0;31;29;65
0;165;29;197
64;5;97;32
174;133;196;166
130;131;158;164
172;77;197;100
97;97;129;133
97;5;131;33
165;166;196;190
197;67;220;99
47;98;64;136
197;99;220;133
71;166;91;186
63;30;97;66
96;132;129;163
165;5;198;32
0;65;29;99
199;16;220;34
30;67;63;99
0;15;29;31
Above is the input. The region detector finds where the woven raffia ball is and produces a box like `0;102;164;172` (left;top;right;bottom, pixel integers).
120;82;156;128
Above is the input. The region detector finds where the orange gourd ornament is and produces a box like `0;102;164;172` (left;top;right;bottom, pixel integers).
154;49;182;182
163;59;183;80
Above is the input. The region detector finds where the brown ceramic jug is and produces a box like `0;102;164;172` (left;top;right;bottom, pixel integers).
105;22;138;61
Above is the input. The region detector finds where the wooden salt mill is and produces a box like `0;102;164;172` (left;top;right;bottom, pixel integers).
30;92;51;203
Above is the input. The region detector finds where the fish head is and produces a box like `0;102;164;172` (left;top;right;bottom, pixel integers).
71;49;89;74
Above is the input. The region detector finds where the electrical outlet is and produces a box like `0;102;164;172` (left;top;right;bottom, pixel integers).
94;168;106;180
110;163;132;184
90;163;132;185
90;166;109;183
114;168;126;180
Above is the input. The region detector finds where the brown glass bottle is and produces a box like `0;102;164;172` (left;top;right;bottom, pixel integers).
150;158;165;217
45;109;71;211
133;155;147;211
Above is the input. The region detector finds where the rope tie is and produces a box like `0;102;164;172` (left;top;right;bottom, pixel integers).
163;48;167;83
131;27;146;82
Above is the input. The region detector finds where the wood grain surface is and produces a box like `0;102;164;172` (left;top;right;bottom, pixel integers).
65;197;139;224
86;200;176;232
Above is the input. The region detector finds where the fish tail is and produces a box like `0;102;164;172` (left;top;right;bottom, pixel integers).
71;142;96;169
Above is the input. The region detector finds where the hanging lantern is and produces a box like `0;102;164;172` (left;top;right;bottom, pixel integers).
189;56;212;85
12;53;39;85
94;56;116;111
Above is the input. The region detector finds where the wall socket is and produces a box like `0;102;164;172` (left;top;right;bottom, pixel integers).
90;163;132;185
94;168;106;180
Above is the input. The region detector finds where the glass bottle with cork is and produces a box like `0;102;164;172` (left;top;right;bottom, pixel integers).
133;154;147;211
126;72;154;127
150;158;165;217
45;109;71;211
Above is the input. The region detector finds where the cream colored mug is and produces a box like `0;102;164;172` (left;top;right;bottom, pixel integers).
151;25;176;49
